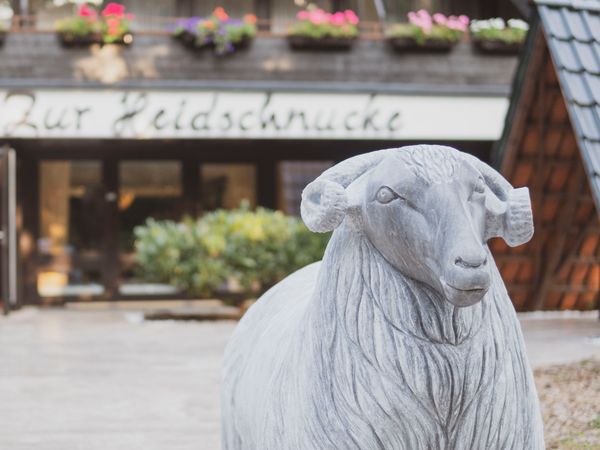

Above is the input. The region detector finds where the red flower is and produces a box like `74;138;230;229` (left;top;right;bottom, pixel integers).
78;4;97;19
102;2;126;17
213;7;229;21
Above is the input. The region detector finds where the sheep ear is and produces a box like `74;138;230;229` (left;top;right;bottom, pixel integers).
301;179;348;233
484;186;534;247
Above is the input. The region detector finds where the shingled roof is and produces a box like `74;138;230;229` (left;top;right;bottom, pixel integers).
492;0;600;311
537;0;600;210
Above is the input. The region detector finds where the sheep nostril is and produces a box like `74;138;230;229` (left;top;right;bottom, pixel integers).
455;256;487;269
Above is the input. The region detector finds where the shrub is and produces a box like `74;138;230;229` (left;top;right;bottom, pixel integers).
288;7;359;39
133;204;330;298
387;10;469;44
470;18;529;44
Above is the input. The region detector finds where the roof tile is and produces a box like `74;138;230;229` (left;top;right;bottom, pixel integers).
550;39;583;70
582;11;600;42
573;40;600;73
583;72;600;103
571;105;600;139
562;7;593;41
585;141;600;174
562;70;595;105
540;5;572;39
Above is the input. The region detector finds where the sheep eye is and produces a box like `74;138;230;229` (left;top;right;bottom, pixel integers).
375;187;398;204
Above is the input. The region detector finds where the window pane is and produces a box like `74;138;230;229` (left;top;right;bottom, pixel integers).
38;160;105;298
278;161;333;216
201;163;256;211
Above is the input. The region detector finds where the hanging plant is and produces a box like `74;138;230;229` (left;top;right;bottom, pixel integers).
171;8;257;55
55;2;133;47
386;10;469;53
287;7;359;51
470;18;529;55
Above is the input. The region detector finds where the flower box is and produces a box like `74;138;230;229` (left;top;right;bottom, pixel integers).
171;9;256;55
287;35;355;51
55;3;134;47
387;36;455;53
470;19;528;55
286;8;359;52
56;32;101;47
472;38;522;55
386;11;468;54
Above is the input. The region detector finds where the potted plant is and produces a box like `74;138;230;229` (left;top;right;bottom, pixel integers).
470;18;529;54
55;4;101;46
55;2;133;47
386;10;468;52
100;2;134;45
172;17;206;49
171;8;257;55
287;7;359;51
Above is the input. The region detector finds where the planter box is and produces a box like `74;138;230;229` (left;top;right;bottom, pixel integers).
473;39;522;55
56;32;101;47
387;36;455;53
287;35;356;51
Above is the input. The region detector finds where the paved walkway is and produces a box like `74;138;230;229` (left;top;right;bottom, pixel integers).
0;306;598;450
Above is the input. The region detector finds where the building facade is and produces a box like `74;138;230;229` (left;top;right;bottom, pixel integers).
0;0;522;308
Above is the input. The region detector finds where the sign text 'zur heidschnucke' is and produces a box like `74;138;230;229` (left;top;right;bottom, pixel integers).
0;90;508;140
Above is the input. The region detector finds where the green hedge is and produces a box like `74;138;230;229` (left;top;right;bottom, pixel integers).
133;204;330;298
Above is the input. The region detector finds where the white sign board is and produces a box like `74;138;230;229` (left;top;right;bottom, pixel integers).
0;90;508;140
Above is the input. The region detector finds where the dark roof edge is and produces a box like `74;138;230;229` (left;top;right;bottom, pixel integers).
535;0;600;11
491;17;541;169
0;79;511;97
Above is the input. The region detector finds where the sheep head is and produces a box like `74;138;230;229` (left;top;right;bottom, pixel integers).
301;145;533;307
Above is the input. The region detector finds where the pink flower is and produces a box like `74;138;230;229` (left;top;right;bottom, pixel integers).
309;9;329;25
408;10;432;34
78;4;97;19
102;2;126;17
458;15;470;25
432;13;447;25
330;12;346;26
344;9;359;25
297;10;309;20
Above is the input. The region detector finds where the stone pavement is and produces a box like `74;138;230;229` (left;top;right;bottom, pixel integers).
0;306;598;450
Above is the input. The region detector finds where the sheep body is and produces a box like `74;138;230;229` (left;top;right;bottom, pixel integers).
222;146;544;449
222;225;544;449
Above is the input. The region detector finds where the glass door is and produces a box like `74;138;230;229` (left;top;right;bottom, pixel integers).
118;160;184;297
37;160;108;299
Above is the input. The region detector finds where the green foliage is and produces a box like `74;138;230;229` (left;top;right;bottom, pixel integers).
55;16;99;37
133;204;330;298
590;416;600;430
288;20;358;39
386;23;463;44
470;18;529;44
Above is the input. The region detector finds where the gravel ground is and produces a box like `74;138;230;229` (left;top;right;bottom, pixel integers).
535;358;600;449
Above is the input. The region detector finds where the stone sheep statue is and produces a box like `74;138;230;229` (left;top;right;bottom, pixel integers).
222;145;544;450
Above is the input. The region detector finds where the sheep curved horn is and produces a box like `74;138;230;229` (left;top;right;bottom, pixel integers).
301;149;391;232
462;153;534;247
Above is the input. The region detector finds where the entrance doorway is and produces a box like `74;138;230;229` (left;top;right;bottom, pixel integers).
35;158;259;302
